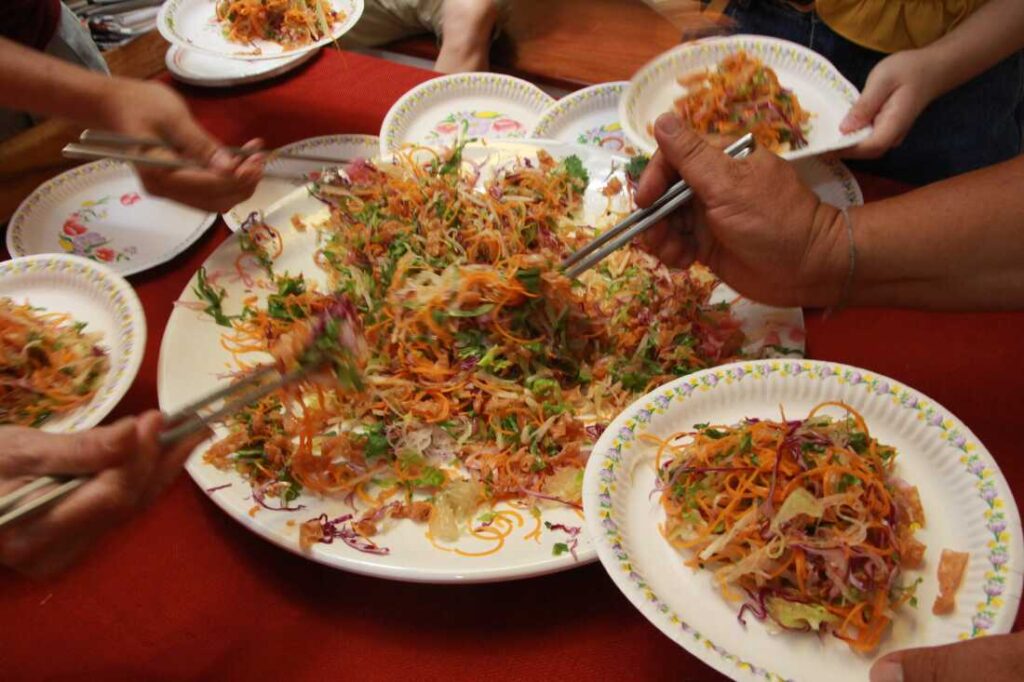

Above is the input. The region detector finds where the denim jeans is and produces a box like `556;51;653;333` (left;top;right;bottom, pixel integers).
724;0;1024;185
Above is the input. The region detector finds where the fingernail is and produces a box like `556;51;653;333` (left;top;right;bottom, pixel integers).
656;113;681;136
210;148;234;172
840;114;859;133
871;660;903;682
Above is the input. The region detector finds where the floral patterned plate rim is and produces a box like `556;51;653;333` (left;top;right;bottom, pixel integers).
7;159;216;277
379;72;555;154
582;359;1023;682
621;35;872;159
530;82;634;154
222;134;381;231
158;0;364;61
0;254;146;432
165;44;318;88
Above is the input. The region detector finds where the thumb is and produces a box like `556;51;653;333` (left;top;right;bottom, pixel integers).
649;112;734;198
0;417;137;477
870;633;1024;682
841;73;895;134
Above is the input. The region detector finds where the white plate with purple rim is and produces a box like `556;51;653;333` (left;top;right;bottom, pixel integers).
0;254;145;432
621;35;872;159
583;359;1023;681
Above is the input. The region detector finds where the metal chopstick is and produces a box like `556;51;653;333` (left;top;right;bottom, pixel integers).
79;130;354;166
561;133;756;279
62;144;311;183
0;478;84;530
0;364;309;530
156;365;309;447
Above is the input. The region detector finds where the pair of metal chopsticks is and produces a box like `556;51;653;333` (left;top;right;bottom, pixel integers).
561;133;756;279
0;362;310;531
61;130;354;183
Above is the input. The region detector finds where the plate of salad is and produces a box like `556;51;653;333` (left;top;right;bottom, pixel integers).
621;35;871;159
583;359;1023;680
159;141;819;582
158;0;364;61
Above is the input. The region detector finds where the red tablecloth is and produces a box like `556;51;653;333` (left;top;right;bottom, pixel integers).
2;50;1023;681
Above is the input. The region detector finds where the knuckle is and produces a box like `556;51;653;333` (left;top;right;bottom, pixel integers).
0;430;41;475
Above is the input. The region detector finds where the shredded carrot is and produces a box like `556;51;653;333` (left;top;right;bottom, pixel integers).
198;143;747;555
0;298;110;426
669;51;810;154
215;0;342;48
655;402;924;652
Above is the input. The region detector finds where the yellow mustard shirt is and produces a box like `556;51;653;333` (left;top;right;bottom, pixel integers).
814;0;989;53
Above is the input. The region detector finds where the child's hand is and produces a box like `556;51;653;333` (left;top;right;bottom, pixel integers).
839;49;944;159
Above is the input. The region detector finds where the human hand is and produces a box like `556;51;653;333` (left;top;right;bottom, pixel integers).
100;79;264;212
840;49;944;159
635;113;848;308
869;631;1024;682
0;411;209;578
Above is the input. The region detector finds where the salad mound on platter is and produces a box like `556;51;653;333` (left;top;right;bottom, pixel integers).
656;402;926;652
194;143;749;554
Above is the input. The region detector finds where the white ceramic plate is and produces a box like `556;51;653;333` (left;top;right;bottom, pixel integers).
583;359;1024;682
379;73;555;154
158;0;363;60
159;140;813;582
223;134;380;232
7;160;216;277
0;254;146;432
531;82;637;155
166;44;318;87
621;35;872;159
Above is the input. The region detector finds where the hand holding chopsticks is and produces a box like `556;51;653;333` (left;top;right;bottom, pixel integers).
64;130;355;186
0;412;205;577
561;132;755;278
0;361;312;537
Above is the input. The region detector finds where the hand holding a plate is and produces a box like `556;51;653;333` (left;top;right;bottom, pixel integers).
0;411;208;578
869;630;1024;682
838;49;941;159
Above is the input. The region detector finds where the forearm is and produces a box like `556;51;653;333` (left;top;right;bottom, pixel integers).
923;0;1024;97
0;37;120;128
844;155;1024;310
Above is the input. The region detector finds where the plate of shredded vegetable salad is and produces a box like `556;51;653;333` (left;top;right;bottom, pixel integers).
223;134;381;232
584;359;1023;680
0;254;145;432
621;35;872;159
158;0;364;60
159;140;824;582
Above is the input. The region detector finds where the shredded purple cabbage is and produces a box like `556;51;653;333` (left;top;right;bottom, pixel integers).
310;513;390;555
